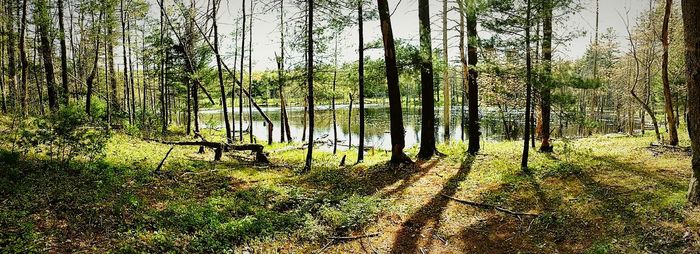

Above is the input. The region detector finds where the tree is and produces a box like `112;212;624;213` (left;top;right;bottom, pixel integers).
661;0;678;146
58;0;70;105
19;0;29;116
86;11;103;117
35;0;58;111
465;0;480;155
442;0;451;142
417;0;438;159
539;0;553;152
377;0;411;164
682;0;700;204
303;0;315;172
4;0;17;111
239;0;246;141
212;0;232;143
357;0;366;163
521;0;533;169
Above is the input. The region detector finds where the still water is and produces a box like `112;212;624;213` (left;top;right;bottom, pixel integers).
198;105;621;150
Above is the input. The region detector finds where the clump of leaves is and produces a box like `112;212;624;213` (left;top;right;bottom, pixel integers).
16;105;110;163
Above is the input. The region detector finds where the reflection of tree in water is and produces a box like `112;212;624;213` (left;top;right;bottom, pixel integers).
200;106;622;149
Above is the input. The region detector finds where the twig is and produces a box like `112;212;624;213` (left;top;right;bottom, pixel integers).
328;232;382;241
155;146;175;172
442;195;539;217
315;239;335;254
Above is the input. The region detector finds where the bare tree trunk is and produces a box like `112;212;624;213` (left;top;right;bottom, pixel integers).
458;0;467;142
86;12;103;116
105;30;112;130
58;0;69;105
212;0;232;143
303;0;315;172
277;1;291;142
239;0;246;141
357;0;366;162
19;0;28;116
332;37;339;154
120;0;132;123
349;93;353;149
466;0;480;155
682;0;700;204
159;3;166;134
247;2;254;143
35;0;58;111
662;0;679;146
539;0;553;152
521;0;532;170
377;0;410;164
417;0;438;159
442;0;450;142
0;22;5;113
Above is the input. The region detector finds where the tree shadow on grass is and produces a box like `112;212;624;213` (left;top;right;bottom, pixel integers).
390;156;474;254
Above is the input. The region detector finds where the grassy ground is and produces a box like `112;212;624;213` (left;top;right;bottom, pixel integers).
2;117;699;253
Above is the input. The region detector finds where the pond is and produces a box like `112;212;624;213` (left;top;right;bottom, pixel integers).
197;104;623;151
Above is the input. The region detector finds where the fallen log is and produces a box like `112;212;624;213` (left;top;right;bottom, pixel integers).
442;195;539;217
157;140;269;163
155;146;175;172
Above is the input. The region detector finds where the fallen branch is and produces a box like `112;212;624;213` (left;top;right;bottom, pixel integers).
155;146;175;172
442;195;539;217
153;140;269;163
327;232;381;241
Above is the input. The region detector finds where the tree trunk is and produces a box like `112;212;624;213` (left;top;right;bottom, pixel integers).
86;12;103;116
120;0;132;123
681;0;700;204
466;0;480;155
159;4;166;134
521;0;532;170
458;0;467;142
349;93;353;149
107;22;119;115
58;0;69;105
1;23;5;113
662;0;679;146
332;37;339;154
377;0;410;164
539;0;553;152
19;0;28;116
35;0;58;112
303;0;315;172
5;0;16;111
417;0;438;159
358;0;366;163
247;3;254;143
212;0;232;143
239;0;246;141
442;0;451;142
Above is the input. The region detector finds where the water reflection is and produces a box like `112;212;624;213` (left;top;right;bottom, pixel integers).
198;105;621;151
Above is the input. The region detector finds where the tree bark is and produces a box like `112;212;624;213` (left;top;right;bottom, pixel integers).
5;0;17;111
120;0;132;123
681;0;700;204
662;0;679;146
212;0;232;143
377;0;411;164
466;0;480;155
247;3;254;143
35;0;58;111
58;0;69;105
239;0;246;141
539;0;553;152
85;12;103;116
358;0;366;163
521;0;532;170
442;0;451;142
19;0;28;116
417;0;438;159
303;0;315;172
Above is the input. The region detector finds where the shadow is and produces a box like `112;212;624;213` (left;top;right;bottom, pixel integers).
390;156;474;254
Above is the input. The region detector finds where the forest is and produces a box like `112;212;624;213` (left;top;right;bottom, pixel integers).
1;0;700;252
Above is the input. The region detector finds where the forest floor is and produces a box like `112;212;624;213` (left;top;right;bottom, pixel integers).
2;116;700;253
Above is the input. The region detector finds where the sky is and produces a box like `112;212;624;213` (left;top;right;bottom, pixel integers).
153;0;650;71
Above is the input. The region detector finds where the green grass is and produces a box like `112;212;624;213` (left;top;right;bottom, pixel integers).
1;115;699;253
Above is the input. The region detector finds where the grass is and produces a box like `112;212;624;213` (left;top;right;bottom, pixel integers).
1;115;699;253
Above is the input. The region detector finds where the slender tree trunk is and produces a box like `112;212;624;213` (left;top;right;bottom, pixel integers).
19;0;28;116
0;23;5;113
377;0;410;164
349;93;353;149
247;2;254;143
458;1;467;142
239;0;246;141
35;0;58;112
34;36;45;116
417;0;438;159
466;0;480;155
86;12;103;116
5;0;17;111
442;0;451;142
212;0;232;143
277;1;291;142
159;3;167;134
128;14;136;126
682;0;700;204
107;20;119;115
303;0;315;172
539;0;553;152
357;0;366;162
120;0;132;123
521;0;533;170
332;37;339;155
105;31;112;130
58;0;69;105
662;0;679;146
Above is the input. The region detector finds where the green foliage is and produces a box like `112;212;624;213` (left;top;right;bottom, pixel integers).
16;105;110;163
319;195;381;232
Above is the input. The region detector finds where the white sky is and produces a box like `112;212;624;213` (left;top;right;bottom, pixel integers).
151;0;650;71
